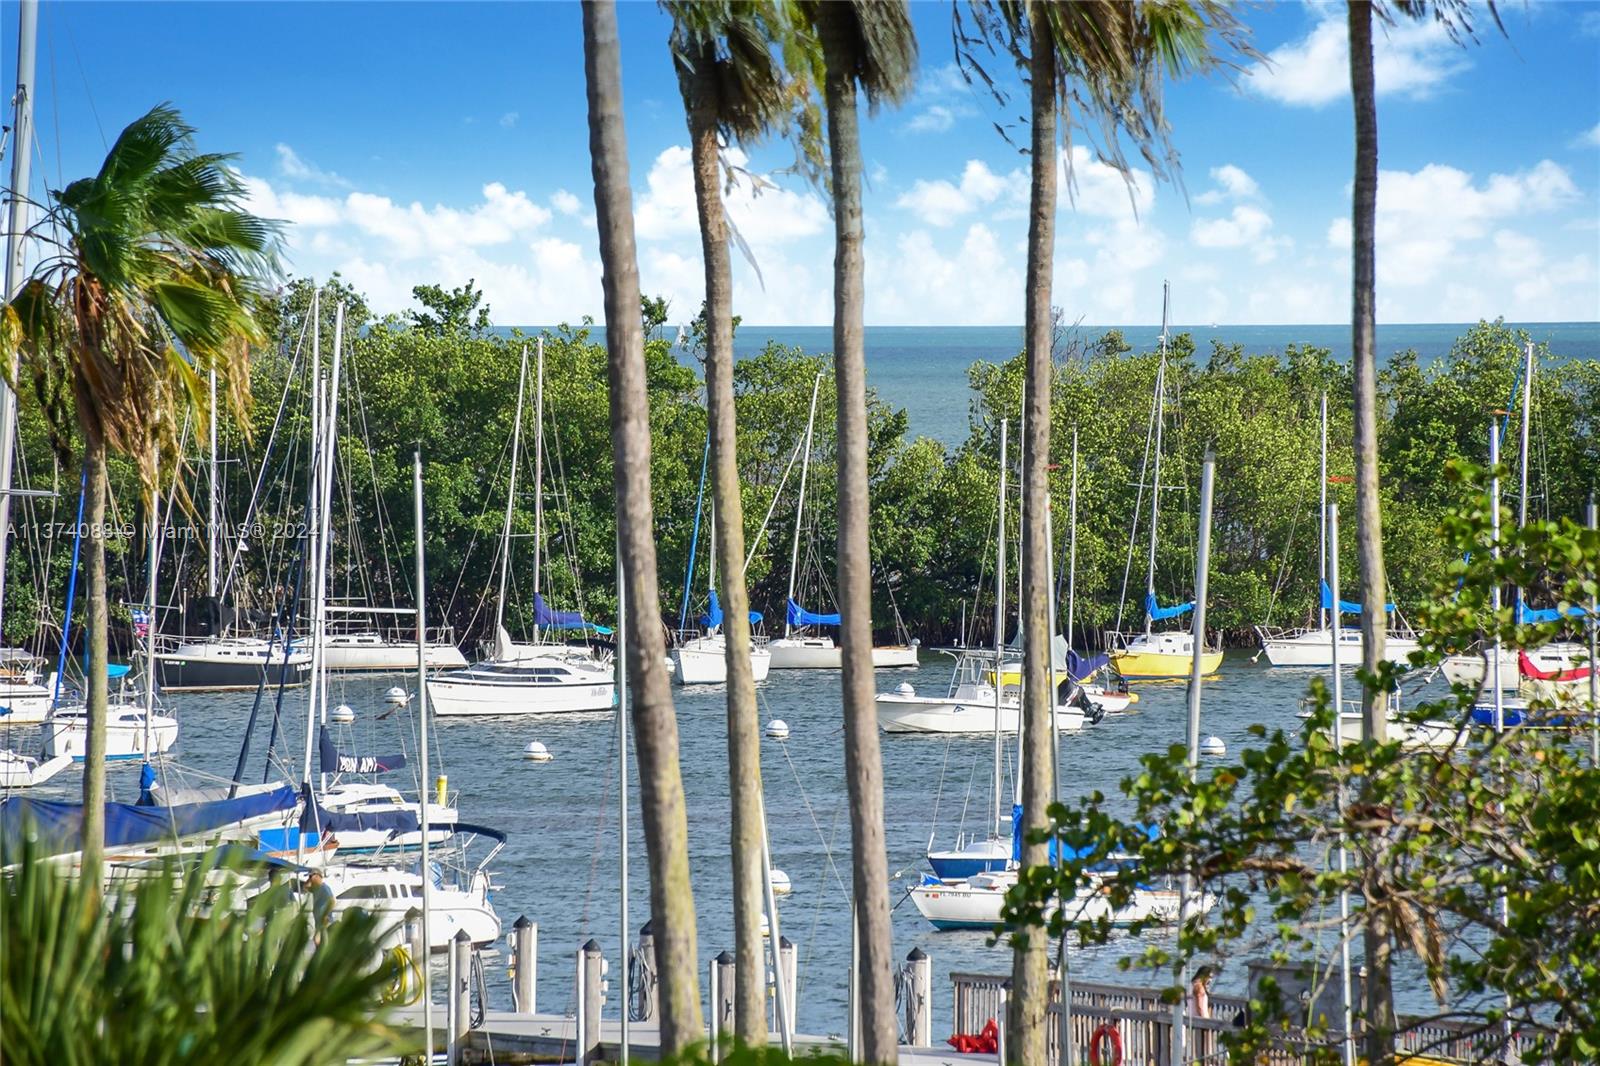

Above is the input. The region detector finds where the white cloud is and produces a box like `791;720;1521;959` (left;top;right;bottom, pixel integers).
500;111;519;128
1249;15;1469;107
634;146;827;244
274;143;349;187
1191;205;1275;248
340;182;552;259
895;160;1025;227
870;224;1021;325
550;189;583;216
905;105;957;134
1574;121;1600;148
1195;164;1260;205
1060;146;1154;221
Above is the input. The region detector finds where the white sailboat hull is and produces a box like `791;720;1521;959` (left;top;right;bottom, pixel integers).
1442;643;1585;689
1257;626;1420;668
322;636;467;673
0;749;72;788
44;705;178;760
427;653;615;717
910;872;1207;930
671;636;772;685
0;675;58;724
874;693;1085;735
767;636;919;670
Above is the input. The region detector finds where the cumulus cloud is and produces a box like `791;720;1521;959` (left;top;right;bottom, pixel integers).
633;145;827;244
1574;122;1600;148
1192;205;1275;249
1249;15;1469;107
905;105;958;134
1060;146;1154;221
274;144;349;187
500;111;519;128
1195;164;1260;205
895;160;1025;227
550;188;583;216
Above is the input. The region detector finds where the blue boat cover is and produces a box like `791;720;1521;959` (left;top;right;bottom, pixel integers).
698;589;763;628
1321;580;1394;614
1010;803;1159;864
1144;593;1193;621
298;783;419;836
1;784;298;859
534;594;613;635
1065;649;1109;682
1515;601;1588;625
319;725;407;775
787;598;841;627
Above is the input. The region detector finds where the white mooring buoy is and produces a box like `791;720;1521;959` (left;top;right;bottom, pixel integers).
1200;735;1226;757
330;704;355;724
523;740;553;763
896;681;915;697
384;686;409;707
765;719;790;741
769;868;792;896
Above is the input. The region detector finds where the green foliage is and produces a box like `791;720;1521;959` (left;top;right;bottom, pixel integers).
1003;462;1600;1063
0;841;412;1064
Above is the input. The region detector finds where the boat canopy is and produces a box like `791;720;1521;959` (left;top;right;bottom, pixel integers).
1144;593;1193;621
1515;601;1587;625
319;725;407;775
534;594;613;635
699;589;763;629
298;783;418;836
1;784;298;859
787;598;840;627
1009;803;1160;864
1320;580;1394;615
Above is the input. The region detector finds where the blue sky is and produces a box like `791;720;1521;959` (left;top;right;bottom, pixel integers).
5;1;1598;326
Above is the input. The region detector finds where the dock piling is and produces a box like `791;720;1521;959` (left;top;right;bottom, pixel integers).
776;936;798;1042
996;979;1010;1065
633;920;658;1025
578;938;604;1065
903;948;932;1047
712;950;736;1062
512;916;538;1014
449;930;472;1066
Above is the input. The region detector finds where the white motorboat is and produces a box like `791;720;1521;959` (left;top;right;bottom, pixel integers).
874;664;1086;735
0;649;58;724
0;748;72;788
43;702;178;761
671;633;772;685
324;857;502;951
910;866;1210;931
428;646;615;717
1257;624;1421;669
322;631;467;673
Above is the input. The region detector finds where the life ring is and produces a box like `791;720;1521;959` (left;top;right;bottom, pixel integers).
1088;1022;1123;1066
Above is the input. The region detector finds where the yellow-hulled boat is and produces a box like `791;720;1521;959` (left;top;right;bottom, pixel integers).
1109;630;1224;681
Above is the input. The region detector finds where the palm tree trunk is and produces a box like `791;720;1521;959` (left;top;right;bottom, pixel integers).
1349;2;1397;1061
80;435;109;882
680;38;769;1047
1008;7;1057;1062
816;7;896;1061
582;0;703;1051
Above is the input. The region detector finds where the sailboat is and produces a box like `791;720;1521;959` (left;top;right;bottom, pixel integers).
1256;393;1420;668
152;361;311;691
876;421;1085;735
767;373;919;669
428;339;615;716
1106;285;1224;681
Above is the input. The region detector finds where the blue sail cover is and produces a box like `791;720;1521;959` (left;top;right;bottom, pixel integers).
1009;803;1160;864
319;725;407;776
298;783;419;836
1516;601;1588;625
787;598;841;627
534;594;613;635
698;589;763;629
1320;580;1394;614
1;785;299;859
1144;593;1194;621
1066;649;1110;682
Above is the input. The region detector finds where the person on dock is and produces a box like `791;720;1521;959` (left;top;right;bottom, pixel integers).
1189;965;1214;1019
304;871;334;946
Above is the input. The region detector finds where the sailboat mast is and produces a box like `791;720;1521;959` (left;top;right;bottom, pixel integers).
0;0;38;627
143;446;161;757
1319;391;1328;631
532;337;546;620
412;450;435;1061
784;373;822;638
993;419;1007;840
1144;284;1169;637
208;367;219;598
615;527;630;1064
1066;427;1079;654
496;348;530;641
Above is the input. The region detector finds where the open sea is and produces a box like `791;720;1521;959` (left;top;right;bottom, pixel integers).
5;657;1463;1038
718;322;1600;449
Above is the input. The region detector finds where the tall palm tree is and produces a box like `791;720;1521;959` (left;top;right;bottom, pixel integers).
2;105;274;881
789;3;915;1060
956;4;1254;1059
581;0;702;1053
665;2;818;1044
1346;3;1496;1057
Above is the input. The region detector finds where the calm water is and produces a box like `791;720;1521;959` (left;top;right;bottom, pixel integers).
724;322;1600;449
4;655;1455;1036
